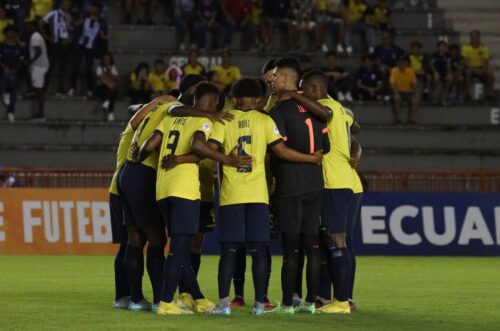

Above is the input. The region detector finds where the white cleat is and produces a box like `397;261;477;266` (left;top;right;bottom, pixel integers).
113;296;131;309
128;299;152;311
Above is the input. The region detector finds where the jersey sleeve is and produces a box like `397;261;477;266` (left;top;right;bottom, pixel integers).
269;106;287;141
265;116;283;147
195;118;212;141
208;121;225;148
483;46;490;60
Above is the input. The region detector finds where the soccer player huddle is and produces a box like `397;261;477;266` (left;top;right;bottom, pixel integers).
108;57;363;316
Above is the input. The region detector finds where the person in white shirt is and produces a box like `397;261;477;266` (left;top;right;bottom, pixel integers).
96;52;119;122
26;21;49;120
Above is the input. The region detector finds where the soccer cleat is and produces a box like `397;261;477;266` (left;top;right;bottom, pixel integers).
269;303;294;314
177;292;196;310
206;305;231;315
349;299;357;311
230;297;246;307
292;296;303;308
263;297;275;308
157;301;194;315
252;306;265;316
316;300;351;314
112;296;131;309
151;303;159;312
128;299;152;311
194;298;216;313
295;303;316;314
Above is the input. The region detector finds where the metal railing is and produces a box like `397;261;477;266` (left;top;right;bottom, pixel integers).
1;168;499;192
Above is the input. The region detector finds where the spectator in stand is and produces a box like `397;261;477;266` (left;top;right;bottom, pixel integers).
223;0;256;51
173;0;197;52
298;54;313;77
69;1;110;98
39;0;72;96
408;40;431;100
213;50;241;89
129;61;151;105
195;0;224;51
28;0;53;21
252;0;268;51
430;40;452;105
290;0;320;51
322;51;353;102
0;8;14;43
0;26;24;123
148;59;168;97
262;0;295;51
448;44;465;102
462;30;495;100
340;0;375;56
322;0;344;54
96;52;118;121
374;31;405;91
207;70;225;90
165;63;182;92
26;21;49;120
353;54;383;101
370;0;393;33
390;56;419;125
123;0;157;25
181;49;206;76
312;0;331;52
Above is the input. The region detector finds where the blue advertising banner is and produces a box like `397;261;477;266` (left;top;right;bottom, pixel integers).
202;192;500;256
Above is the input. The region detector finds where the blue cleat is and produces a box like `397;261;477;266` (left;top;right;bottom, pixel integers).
113;296;131;309
151;303;159;312
128;299;152;311
252;306;265;316
207;305;231;316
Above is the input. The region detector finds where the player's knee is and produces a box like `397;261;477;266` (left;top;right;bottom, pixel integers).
127;226;146;248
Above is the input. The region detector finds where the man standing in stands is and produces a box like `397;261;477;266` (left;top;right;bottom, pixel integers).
26;21;49;121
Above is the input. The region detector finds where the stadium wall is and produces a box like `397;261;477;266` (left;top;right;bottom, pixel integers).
0;189;499;256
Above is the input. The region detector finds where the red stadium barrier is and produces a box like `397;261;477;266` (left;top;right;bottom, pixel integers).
1;168;499;192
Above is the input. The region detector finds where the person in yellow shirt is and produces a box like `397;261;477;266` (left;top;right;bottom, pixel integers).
165;64;182;92
181;49;207;76
148;59;168;97
390;56;420;125
29;0;53;21
204;78;322;315
340;0;375;55
213;50;241;89
135;82;251;315
0;8;14;42
409;40;431;100
108;98;174;310
299;70;360;314
462;29;494;100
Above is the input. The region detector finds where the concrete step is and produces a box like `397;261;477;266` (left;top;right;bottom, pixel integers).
438;0;500;12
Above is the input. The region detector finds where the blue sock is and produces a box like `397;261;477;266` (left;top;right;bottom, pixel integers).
160;235;192;303
124;245;144;303
249;242;268;304
146;245;164;304
114;243;129;300
328;246;350;302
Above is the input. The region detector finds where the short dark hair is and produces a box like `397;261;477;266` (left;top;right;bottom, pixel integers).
298;54;311;63
325;50;337;58
261;58;277;75
231;78;262;99
410;41;423;48
221;50;232;57
188;49;198;56
436;40;447;47
3;25;16;35
179;74;206;93
398;56;409;63
449;44;460;51
362;54;375;61
154;59;164;66
275;57;301;77
193;82;221;100
90;1;102;10
301;70;328;87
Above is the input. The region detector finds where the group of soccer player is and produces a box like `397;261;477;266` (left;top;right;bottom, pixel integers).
108;56;364;316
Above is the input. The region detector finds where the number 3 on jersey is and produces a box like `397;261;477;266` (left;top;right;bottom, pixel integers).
237;135;252;173
167;130;180;154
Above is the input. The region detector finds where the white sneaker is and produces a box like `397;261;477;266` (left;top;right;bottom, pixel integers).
336;44;344;54
67;88;75;97
7;112;14;123
86;90;93;98
368;46;374;54
107;112;115;122
337;91;346;101
345;92;353;102
346;46;353;56
102;99;110;110
179;43;186;52
321;43;329;52
3;93;10;106
128;299;152;311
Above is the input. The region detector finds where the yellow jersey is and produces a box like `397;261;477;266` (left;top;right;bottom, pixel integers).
165;78;178;92
344;0;368;23
109;123;135;195
345;112;363;194
252;6;262;25
29;0;53;19
320;97;354;190
199;158;215;202
148;72;168;93
409;54;424;74
461;44;490;68
209;109;282;206
262;93;277;113
182;63;206;76
127;101;182;170
390;67;416;93
213;65;241;87
155;116;213;201
0;19;14;42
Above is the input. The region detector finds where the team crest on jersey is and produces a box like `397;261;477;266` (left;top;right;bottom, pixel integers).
274;127;280;134
202;123;210;132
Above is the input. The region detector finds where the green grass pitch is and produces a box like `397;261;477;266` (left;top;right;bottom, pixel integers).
1;255;499;330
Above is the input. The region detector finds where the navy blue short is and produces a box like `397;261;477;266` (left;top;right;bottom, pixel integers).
117;161;163;228
219;203;270;243
346;193;363;243
199;201;215;233
109;193;127;244
274;190;322;235
321;189;353;234
157;197;200;236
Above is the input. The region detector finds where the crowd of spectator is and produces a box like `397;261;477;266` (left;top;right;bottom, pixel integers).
0;0;496;125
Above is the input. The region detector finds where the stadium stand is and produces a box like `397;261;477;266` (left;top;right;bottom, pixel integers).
1;0;500;173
